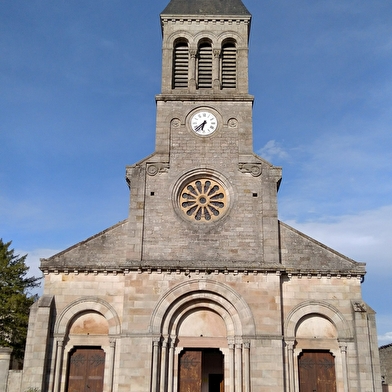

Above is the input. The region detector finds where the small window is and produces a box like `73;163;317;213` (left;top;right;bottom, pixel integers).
221;42;237;88
197;42;212;88
173;41;189;88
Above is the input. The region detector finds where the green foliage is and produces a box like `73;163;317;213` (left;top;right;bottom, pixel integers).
0;239;41;361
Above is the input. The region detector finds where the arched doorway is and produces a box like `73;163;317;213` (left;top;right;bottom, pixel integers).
149;279;256;392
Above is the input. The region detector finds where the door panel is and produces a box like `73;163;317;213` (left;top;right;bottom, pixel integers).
179;350;202;392
298;350;336;392
67;347;105;392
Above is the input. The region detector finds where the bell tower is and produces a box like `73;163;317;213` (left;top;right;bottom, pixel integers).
126;0;282;267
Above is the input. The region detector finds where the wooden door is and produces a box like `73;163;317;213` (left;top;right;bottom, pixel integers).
298;350;336;392
178;350;202;392
67;347;105;392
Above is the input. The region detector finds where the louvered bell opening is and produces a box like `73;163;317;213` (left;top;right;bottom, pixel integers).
198;43;213;88
173;43;189;89
222;44;237;89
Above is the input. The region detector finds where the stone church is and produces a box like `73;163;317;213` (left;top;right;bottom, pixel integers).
18;1;382;391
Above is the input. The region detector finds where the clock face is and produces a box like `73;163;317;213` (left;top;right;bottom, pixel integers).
191;111;218;135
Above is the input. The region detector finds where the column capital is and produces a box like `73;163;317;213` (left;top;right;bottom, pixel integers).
284;340;295;350
109;338;116;348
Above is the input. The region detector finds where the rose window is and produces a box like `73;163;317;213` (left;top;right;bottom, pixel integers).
179;178;228;222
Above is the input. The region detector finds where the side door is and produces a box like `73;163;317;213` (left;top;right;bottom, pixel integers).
67;347;105;392
298;350;336;392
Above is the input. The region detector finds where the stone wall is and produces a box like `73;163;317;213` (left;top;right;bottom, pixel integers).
380;343;392;388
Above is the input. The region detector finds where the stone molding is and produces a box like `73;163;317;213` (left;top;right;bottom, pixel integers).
161;17;251;26
42;266;365;278
54;296;121;336
284;300;353;340
149;278;256;336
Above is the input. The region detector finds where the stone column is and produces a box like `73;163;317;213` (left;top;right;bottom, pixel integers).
189;49;197;92
235;341;243;392
243;341;251;392
213;49;221;91
108;338;116;392
160;337;168;392
151;337;161;392
339;344;348;392
285;340;295;392
167;337;176;392
53;339;64;392
0;347;12;392
228;339;235;392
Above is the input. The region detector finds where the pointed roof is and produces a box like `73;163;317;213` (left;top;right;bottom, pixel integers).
161;0;251;16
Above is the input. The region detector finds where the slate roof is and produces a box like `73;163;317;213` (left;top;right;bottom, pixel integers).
161;0;251;16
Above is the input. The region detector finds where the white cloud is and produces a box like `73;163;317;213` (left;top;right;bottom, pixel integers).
376;314;392;345
378;332;392;345
16;248;60;296
257;140;289;162
284;204;392;270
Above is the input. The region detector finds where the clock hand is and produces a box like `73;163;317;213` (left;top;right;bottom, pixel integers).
194;120;207;132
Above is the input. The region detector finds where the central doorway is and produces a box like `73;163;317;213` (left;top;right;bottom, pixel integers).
178;348;224;392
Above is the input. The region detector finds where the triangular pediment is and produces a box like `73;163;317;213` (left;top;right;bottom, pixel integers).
40;220;129;271
278;221;366;274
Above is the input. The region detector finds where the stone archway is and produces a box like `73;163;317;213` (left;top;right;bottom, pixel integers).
53;297;120;392
149;279;255;392
284;301;352;392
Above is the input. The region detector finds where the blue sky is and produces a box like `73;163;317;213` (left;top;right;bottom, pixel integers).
1;1;391;343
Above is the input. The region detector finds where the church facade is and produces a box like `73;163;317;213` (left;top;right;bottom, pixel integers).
19;1;381;391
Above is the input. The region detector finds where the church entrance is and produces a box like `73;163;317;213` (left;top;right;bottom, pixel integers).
178;348;224;392
66;346;105;392
298;350;336;392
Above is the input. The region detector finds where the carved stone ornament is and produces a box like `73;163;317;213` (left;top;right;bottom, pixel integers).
147;163;169;176
171;118;181;128
239;163;262;177
352;301;367;312
228;118;238;128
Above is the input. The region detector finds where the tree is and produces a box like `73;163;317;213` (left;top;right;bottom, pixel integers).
0;239;41;361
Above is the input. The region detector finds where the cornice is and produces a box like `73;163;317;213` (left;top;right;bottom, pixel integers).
41;265;365;279
155;93;254;102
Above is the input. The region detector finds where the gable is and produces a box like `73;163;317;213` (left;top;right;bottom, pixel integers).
279;221;366;274
40;220;129;271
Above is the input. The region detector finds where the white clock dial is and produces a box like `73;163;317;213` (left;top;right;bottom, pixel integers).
191;111;218;135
